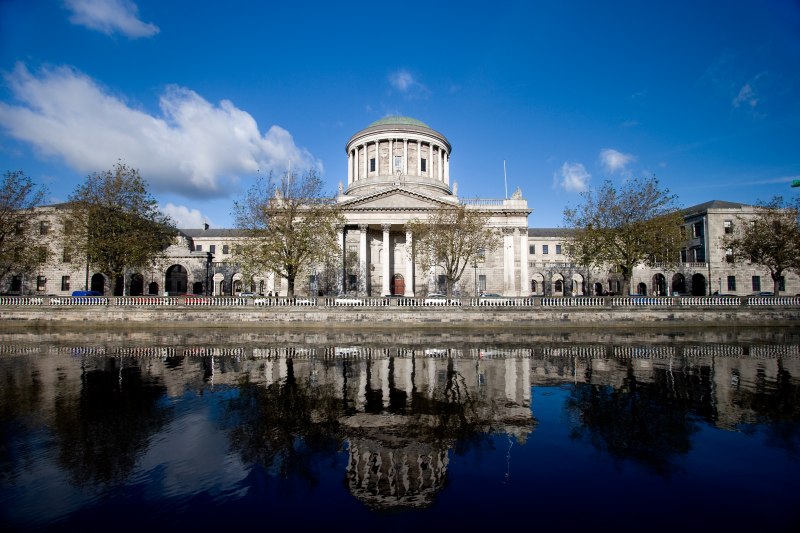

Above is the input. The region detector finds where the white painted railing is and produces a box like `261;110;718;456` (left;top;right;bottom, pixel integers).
612;297;675;307
747;296;800;306
184;297;249;307
114;297;178;306
542;297;605;307
0;296;44;305
678;297;741;306
49;297;109;306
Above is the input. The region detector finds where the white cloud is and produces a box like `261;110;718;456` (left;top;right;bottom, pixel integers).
388;69;429;97
556;162;591;192
64;0;159;38
600;148;636;174
732;83;758;109
0;63;320;199
162;203;207;228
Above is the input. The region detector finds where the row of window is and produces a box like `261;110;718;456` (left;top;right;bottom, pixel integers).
529;244;562;255
194;244;230;255
368;158;428;173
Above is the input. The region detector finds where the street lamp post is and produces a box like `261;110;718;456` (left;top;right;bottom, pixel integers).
473;259;478;296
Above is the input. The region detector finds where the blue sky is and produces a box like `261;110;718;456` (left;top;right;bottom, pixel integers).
1;0;799;229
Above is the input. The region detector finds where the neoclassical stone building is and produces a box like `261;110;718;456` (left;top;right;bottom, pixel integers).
5;117;798;297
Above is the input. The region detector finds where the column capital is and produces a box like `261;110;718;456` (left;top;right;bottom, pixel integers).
381;223;391;232
359;223;368;231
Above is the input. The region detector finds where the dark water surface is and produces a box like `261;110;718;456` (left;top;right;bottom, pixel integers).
1;326;799;531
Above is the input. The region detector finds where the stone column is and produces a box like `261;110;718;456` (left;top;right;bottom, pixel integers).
418;142;423;175
405;227;414;296
389;138;393;175
503;228;514;294
403;138;408;175
347;150;352;185
362;143;367;179
382;223;391;296
444;151;450;186
519;227;529;296
359;224;368;295
337;226;345;294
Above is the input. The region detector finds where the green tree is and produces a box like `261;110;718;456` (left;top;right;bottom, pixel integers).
232;170;344;298
0;170;49;289
563;177;684;295
409;204;497;298
61;162;176;295
722;196;800;296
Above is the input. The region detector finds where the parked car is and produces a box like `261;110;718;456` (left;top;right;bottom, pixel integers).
423;293;448;305
71;290;102;296
479;293;509;304
750;291;775;297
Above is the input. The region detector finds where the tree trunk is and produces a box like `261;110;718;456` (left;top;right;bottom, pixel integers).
772;272;782;296
287;275;295;299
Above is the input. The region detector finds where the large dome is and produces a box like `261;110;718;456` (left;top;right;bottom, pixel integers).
368;116;430;128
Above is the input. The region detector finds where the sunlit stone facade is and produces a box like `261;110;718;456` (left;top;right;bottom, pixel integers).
3;119;798;297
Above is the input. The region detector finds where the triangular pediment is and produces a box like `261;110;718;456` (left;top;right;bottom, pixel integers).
340;187;457;211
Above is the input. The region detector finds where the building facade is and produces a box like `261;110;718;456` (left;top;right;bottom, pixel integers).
4;118;798;297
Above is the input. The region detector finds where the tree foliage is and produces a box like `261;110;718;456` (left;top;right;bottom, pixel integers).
409;204;497;297
0;170;49;287
722;196;800;295
563;177;684;295
232;170;344;298
61;162;176;294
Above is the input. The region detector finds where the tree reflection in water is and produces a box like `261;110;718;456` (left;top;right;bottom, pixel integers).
566;362;703;476
52;359;171;486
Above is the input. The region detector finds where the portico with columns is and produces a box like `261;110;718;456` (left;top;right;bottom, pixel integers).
335;117;531;297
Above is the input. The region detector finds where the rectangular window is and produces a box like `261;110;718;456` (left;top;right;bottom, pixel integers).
529;244;535;255
37;275;46;292
727;276;736;291
195;244;202;252
556;244;562;255
39;221;49;235
692;221;704;238
695;248;705;263
62;248;71;263
752;276;761;291
394;155;402;172
61;276;70;291
478;274;486;291
369;158;376;172
724;220;733;234
210;245;216;254
222;244;229;254
420;158;427;172
680;249;687;263
542;245;549;255
725;248;734;263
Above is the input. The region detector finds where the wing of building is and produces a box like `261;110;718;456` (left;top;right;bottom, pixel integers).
5;118;797;297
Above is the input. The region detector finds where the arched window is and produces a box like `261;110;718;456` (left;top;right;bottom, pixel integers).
531;280;537;293
554;280;563;293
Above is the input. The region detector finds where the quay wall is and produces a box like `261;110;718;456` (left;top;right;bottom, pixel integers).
2;304;799;328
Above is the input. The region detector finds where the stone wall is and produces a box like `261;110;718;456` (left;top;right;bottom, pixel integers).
2;305;799;327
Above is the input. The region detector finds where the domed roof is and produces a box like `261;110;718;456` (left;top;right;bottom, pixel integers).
368;116;430;128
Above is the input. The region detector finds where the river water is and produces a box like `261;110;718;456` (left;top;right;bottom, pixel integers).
1;326;799;531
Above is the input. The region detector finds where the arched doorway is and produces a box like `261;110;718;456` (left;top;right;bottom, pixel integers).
165;265;188;296
391;274;405;295
637;282;647;295
192;281;203;295
652;273;666;296
554;279;564;294
90;273;105;294
571;273;584;296
691;273;706;296
531;273;545;295
148;281;159;295
130;274;144;296
672;273;686;295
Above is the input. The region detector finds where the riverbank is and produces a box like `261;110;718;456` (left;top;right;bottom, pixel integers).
2;302;799;328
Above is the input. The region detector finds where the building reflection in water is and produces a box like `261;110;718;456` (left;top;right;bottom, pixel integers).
0;327;798;513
